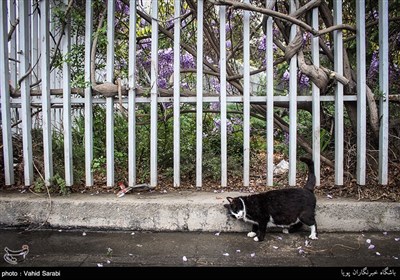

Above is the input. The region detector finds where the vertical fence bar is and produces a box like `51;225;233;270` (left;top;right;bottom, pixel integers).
62;0;73;186
311;7;320;186
266;0;274;187
31;1;39;84
173;0;181;187
84;1;93;186
243;0;250;187
356;0;366;185
220;6;227;187
106;0;115;187
19;0;34;186
333;1;344;186
150;0;159;187
288;0;297;186
9;0;17;88
196;0;204;188
128;0;137;187
0;0;14;185
40;0;53;186
378;0;389;185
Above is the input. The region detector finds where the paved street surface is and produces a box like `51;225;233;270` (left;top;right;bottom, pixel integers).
0;228;399;277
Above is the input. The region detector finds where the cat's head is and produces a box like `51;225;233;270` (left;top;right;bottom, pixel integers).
224;197;245;220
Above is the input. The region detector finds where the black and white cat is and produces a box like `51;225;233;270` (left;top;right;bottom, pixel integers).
224;157;317;242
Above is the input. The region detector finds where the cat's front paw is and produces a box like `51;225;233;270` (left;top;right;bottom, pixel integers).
309;233;318;240
247;232;257;238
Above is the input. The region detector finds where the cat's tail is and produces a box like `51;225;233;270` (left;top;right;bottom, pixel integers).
300;157;316;192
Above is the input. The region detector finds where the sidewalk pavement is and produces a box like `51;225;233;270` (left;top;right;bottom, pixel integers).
0;228;399;280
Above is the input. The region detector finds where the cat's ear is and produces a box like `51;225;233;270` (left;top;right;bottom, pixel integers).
226;197;234;203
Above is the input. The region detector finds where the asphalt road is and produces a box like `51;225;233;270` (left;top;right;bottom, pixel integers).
0;228;399;278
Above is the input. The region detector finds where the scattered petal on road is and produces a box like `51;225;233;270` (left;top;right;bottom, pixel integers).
327;194;333;199
368;244;375;250
182;256;188;262
106;260;111;264
395;238;400;242
383;232;388;235
131;232;135;235
236;249;241;253
250;253;255;257
215;232;220;236
82;232;87;236
273;246;279;249
223;253;229;256
376;252;381;256
97;263;103;267
393;256;398;260
136;244;143;247
276;236;283;240
366;239;371;244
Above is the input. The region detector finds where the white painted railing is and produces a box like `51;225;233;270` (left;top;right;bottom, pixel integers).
0;0;390;190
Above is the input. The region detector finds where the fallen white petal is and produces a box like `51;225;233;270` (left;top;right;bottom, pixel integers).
250;253;255;257
97;263;103;267
215;232;220;236
366;239;371;244
299;249;305;254
106;260;111;264
393;256;398;260
273;246;279;249
276;236;283;240
376;252;381;256
82;232;87;236
182;256;188;262
223;253;229;256
131;232;135;235
368;244;375;249
327;194;333;199
383;232;388;235
136;244;143;247
395;238;400;242
236;249;241;253
129;253;133;256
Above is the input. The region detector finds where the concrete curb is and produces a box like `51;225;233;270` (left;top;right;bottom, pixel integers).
0;191;399;232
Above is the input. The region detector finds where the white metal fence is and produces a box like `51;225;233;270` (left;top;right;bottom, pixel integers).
0;0;390;189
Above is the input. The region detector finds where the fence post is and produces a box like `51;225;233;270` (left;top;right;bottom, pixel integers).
0;0;14;185
106;0;115;187
333;1;344;186
378;0;389;185
288;0;297;186
356;0;366;185
266;0;274;187
128;0;137;187
84;0;93;187
311;7;320;186
150;0;159;187
196;0;204;188
63;0;73;186
19;0;34;186
173;0;181;187
243;0;250;187
220;6;227;187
